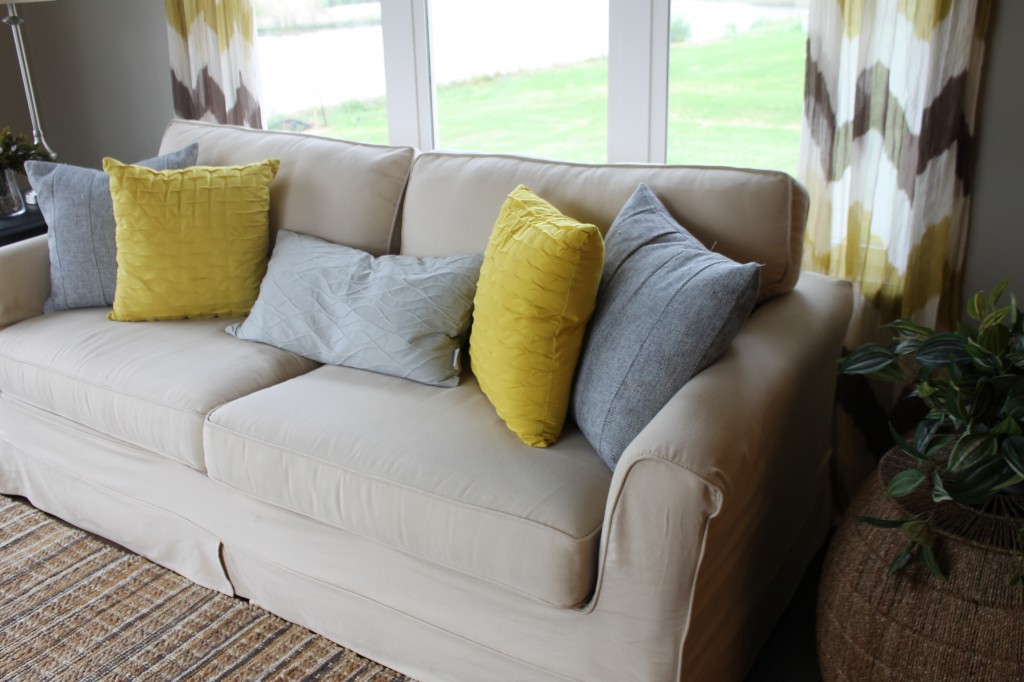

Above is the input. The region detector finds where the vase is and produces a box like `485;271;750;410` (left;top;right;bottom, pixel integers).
0;168;26;218
817;449;1024;681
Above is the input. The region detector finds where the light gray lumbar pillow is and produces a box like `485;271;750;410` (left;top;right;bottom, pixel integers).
227;230;484;388
26;143;199;313
572;183;761;469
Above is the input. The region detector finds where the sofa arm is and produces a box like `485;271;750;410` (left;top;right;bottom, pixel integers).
616;270;852;484
0;235;49;329
592;272;852;681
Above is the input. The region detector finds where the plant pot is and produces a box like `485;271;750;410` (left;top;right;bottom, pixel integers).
817;448;1024;681
0;168;26;218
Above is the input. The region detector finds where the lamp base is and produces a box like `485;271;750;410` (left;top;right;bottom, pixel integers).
0;169;27;219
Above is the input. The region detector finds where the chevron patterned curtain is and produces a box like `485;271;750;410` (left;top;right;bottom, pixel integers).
165;0;262;128
799;0;991;505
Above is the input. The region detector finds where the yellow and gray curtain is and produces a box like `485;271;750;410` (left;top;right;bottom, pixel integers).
799;0;991;504
165;0;262;128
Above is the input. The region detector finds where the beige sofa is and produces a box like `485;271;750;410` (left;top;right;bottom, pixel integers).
0;120;852;682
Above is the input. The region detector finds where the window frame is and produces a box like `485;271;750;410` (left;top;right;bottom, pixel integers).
313;0;799;166
378;0;670;162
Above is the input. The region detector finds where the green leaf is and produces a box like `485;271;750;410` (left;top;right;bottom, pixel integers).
950;456;1011;504
925;433;955;457
921;545;947;579
856;515;912;529
989;279;1010;310
902;519;935;547
888;547;913;576
887;469;927;497
966;378;1000;422
839;344;905;381
884;319;936;341
895;337;924;355
994;474;1024;493
914;418;942;454
978;308;1010;337
932;469;954;503
967;291;985;321
1003;436;1024;479
974;317;1007;350
943;382;967;429
991;416;1023;437
1003;380;1024;420
889;422;927;461
966;339;1002;373
948;433;999;473
916;333;971;369
957;321;979;338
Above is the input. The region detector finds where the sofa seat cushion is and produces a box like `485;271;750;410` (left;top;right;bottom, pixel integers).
0;309;318;471
203;364;612;608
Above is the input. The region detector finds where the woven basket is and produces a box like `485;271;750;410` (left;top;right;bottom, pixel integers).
817;449;1024;681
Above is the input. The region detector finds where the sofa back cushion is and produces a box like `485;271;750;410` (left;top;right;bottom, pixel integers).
399;152;808;301
158;120;415;256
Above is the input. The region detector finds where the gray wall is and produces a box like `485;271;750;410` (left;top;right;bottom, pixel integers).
962;0;1024;300
1;0;1020;302
0;0;173;169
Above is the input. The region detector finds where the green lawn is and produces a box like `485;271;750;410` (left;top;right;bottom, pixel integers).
667;23;806;173
267;22;806;174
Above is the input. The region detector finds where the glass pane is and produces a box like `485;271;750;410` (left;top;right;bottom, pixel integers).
429;0;609;163
254;0;388;144
666;0;808;175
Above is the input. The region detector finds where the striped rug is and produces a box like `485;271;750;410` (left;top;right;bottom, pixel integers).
0;495;414;681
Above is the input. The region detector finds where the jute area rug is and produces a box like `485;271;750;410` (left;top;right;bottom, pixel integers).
0;494;415;681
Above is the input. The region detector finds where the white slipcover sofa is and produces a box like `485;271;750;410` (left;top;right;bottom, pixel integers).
0;120;852;681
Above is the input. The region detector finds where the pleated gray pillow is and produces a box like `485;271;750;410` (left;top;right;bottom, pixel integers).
227;230;483;388
572;183;760;469
26;143;199;313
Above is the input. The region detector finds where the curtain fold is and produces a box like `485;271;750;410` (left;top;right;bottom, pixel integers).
799;0;991;507
165;0;262;128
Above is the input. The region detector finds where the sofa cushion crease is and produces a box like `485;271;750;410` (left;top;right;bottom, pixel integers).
203;363;611;607
0;309;319;471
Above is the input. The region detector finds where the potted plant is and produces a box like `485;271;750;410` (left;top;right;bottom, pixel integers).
816;281;1024;682
0;127;47;218
838;280;1024;578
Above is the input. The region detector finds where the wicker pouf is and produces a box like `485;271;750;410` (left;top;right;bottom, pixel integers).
817;450;1024;681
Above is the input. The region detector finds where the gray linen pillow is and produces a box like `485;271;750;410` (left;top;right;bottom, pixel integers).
227;230;483;388
572;183;760;469
26;143;199;313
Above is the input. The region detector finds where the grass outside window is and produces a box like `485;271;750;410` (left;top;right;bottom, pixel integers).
265;22;805;174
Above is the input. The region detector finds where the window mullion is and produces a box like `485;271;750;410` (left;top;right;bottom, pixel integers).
381;0;436;150
607;0;669;163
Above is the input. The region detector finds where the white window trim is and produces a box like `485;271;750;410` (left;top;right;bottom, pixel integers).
381;0;435;149
608;0;670;163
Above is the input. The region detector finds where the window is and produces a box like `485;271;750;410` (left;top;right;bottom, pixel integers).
253;0;806;171
255;0;388;144
666;0;808;174
429;0;609;162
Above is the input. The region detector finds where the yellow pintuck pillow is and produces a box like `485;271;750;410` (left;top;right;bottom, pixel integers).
469;185;604;447
104;158;280;322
